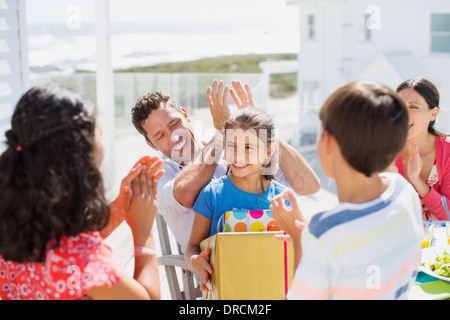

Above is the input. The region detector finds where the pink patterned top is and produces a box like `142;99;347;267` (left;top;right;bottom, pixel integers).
395;136;450;221
0;232;124;300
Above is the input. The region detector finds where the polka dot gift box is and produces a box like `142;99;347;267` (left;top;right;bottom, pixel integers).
217;209;281;233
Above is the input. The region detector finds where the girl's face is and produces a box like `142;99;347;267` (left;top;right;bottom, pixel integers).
224;127;272;179
397;88;438;140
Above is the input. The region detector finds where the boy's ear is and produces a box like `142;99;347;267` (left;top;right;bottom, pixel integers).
180;107;191;122
323;130;336;155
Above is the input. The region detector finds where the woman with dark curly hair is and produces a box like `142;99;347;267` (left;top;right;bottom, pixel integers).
0;84;164;300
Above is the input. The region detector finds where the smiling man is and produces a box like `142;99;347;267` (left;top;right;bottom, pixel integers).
135;93;202;166
131;80;320;251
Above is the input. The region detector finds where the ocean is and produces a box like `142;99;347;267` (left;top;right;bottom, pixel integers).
27;21;299;73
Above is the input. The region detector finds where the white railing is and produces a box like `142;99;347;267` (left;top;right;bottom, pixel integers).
30;72;267;112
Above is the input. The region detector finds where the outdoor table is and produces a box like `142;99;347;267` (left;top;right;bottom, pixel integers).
409;220;450;300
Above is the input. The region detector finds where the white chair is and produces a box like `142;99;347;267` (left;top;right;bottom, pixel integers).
156;214;201;300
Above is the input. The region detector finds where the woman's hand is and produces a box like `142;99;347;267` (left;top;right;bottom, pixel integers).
406;141;431;198
113;156;163;213
101;156;162;238
406;142;423;185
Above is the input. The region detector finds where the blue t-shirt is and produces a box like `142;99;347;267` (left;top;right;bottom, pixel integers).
193;175;290;237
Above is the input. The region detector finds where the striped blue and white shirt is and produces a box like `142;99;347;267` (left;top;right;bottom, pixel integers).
287;172;422;300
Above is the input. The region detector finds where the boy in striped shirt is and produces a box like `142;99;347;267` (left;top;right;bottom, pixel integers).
270;81;422;300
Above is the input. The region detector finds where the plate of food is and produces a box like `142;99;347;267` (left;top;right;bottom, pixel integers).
419;246;450;282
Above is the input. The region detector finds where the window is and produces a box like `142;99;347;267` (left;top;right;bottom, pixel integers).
307;14;316;40
430;13;450;53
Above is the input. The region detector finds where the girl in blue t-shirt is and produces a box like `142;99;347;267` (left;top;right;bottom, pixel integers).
185;107;289;292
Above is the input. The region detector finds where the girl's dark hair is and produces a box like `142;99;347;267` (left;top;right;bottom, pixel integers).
224;107;277;182
0;83;109;263
396;78;446;137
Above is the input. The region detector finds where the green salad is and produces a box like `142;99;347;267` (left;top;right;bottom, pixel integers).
421;250;450;278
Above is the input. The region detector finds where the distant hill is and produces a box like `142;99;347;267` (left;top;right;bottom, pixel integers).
115;53;297;73
115;53;298;98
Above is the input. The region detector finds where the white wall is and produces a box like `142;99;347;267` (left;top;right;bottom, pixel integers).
297;0;450;96
295;0;450;136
